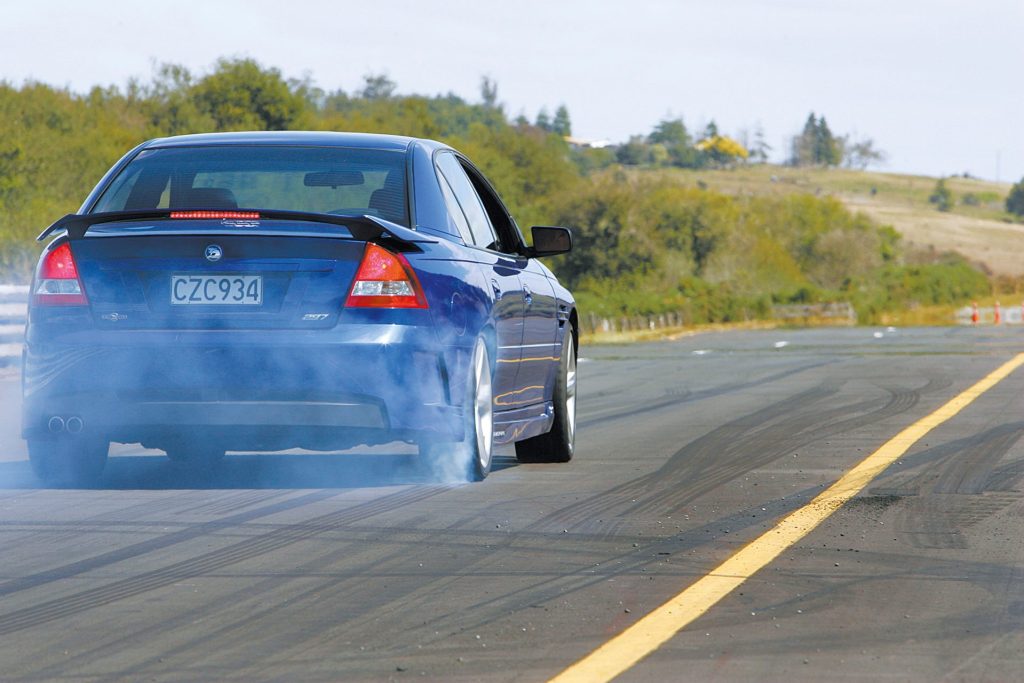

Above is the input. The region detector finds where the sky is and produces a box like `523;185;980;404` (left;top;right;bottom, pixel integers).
2;0;1022;181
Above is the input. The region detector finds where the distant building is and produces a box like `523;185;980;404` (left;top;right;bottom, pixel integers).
564;136;612;150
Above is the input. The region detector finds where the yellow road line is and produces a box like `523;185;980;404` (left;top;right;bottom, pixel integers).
550;352;1024;683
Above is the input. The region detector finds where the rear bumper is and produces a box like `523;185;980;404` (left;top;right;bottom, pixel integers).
22;324;466;449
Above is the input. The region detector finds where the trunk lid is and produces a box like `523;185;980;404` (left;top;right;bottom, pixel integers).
72;220;367;330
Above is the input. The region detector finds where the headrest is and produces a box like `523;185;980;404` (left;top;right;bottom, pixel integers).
186;187;238;209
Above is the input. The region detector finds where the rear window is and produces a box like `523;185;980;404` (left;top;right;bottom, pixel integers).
93;145;409;226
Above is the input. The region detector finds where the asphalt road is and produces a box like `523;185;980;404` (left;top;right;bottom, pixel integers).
2;326;1024;682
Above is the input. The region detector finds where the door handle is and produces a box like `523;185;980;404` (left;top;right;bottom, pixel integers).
523;284;533;306
491;279;501;300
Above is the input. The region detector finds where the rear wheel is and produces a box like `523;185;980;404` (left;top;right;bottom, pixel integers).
515;328;576;463
420;336;493;481
27;437;108;486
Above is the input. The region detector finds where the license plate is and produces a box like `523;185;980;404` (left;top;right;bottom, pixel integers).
170;275;263;305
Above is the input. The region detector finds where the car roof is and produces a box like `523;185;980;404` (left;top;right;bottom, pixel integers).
142;130;451;152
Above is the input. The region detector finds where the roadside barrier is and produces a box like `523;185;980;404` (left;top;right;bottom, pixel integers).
579;302;857;335
0;285;28;366
956;303;1024;325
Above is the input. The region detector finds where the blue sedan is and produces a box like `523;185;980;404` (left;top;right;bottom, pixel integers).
23;132;577;483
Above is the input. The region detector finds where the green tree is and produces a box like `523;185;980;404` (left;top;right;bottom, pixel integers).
552;105;572;136
929;178;953;211
140;63;214;135
1006;177;1024;217
843;137;886;169
535;108;552;131
749;124;771;163
814;117;842;166
191;58;307;130
647;118;700;168
615;136;648;165
790;113;841;166
480;76;499;110
359;73;397;100
791;113;817;165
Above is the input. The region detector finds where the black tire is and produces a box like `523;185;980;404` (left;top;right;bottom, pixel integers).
515;328;576;463
165;443;226;467
420;337;493;481
27;437;108;486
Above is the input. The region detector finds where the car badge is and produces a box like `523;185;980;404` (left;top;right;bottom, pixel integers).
101;312;128;322
205;244;223;262
222;219;260;228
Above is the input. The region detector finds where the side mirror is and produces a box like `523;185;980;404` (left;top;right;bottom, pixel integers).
528;226;572;257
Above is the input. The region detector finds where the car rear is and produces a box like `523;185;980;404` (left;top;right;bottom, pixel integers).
22;139;461;470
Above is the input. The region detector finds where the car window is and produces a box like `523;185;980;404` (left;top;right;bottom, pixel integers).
93;145;410;226
435;152;500;250
436;170;474;244
462;162;525;255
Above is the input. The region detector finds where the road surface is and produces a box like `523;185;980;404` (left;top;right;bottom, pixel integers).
2;326;1024;681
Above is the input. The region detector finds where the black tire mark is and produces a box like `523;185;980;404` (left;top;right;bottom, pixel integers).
933;424;1024;495
689;549;1024;657
872;423;1024;498
984;458;1024;492
532;382;842;535
175;489;291;517
1;491;212;550
355;485;827;653
899;497;968;550
577;359;836;430
0;488;341;599
632;383;923;519
12;474;859;675
882;423;1024;549
0;486;446;636
15;537;375;682
538;377;932;538
344;375;940;643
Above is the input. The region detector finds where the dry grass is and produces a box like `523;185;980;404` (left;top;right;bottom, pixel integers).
638;165;1024;275
581;319;779;345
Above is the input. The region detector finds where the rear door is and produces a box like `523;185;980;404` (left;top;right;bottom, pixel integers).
434;153;525;406
458;163;559;408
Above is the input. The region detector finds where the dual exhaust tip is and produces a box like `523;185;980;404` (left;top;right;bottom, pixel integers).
48;415;84;434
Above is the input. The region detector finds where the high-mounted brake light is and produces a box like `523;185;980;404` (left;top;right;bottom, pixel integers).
33;242;88;305
170;211;261;220
345;243;428;309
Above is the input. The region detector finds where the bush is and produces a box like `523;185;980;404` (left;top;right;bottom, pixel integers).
1007;177;1024;217
929;178;953;212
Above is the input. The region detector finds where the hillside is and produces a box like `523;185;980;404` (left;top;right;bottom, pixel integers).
636;165;1022;275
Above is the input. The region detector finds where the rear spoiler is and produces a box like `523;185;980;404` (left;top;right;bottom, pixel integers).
37;209;436;244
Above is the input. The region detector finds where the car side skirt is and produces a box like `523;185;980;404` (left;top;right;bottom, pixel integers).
494;401;554;445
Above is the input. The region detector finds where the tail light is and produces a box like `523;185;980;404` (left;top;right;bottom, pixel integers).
346;243;428;309
33;242;88;306
170;211;260;220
